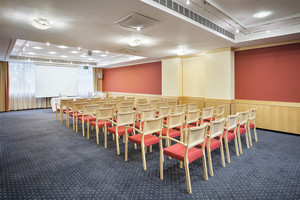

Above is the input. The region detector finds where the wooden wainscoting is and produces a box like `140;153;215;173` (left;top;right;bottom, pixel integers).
233;99;300;135
179;96;205;110
204;99;232;116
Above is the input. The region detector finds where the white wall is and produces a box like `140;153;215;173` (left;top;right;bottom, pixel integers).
162;58;182;97
182;56;205;97
204;50;234;100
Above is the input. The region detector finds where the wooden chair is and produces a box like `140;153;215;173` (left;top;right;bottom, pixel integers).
59;99;72;124
160;124;209;194
90;107;114;147
107;111;135;155
121;100;134;107
188;103;198;111
94;100;106;108
235;111;250;154
149;99;160;108
136;104;150;119
126;117;163;170
115;96;125;101
66;101;76;128
111;100;122;108
118;105;133;113
126;96;135;101
167;100;177;112
197;118;226;177
135;108;156;130
190;107;214;126
72;102;86;131
210;105;225;122
154;102;166;113
174;104;186;114
216;113;239;163
77;104;98;138
243;108;258;146
157;106;172;124
174;109;200;130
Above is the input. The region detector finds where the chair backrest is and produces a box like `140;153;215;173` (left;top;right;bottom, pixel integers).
158;106;172;118
83;104;98;115
118;105;133;113
137;104;150;114
111;100;122;107
104;103;117;114
239;111;249;126
202;107;214;121
121;101;134;107
155;102;166;111
126;96;135;101
140;108;156;122
167;112;185;129
210;118;225;139
226;113;239;131
215;105;225;119
94;101;106;108
150;99;160;108
60;99;72;107
143;117;164;135
137;98;147;105
95;107;114;120
174;104;186;114
167;101;177;110
188;103;198;111
249;108;257;122
186;109;201;124
74;102;88;112
92;98;101;101
186;124;208;148
116;111;136;126
66;101;75;110
115;96;125;101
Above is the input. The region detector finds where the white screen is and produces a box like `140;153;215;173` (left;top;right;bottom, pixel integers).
35;65;79;98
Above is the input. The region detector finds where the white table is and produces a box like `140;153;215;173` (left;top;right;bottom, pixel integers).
51;97;78;112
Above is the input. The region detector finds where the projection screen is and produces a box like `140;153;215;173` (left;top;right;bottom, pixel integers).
35;65;79;98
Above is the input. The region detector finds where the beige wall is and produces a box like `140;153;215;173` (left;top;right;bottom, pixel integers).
182;56;205;97
162;58;182;97
204;50;234;100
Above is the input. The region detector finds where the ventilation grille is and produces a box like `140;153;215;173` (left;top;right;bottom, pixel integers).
116;13;159;30
118;48;139;54
9;56;97;66
152;0;234;39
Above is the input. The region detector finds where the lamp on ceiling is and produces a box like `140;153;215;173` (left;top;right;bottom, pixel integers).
31;18;54;30
128;39;141;47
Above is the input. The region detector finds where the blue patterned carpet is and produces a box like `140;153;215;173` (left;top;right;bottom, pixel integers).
0;109;300;199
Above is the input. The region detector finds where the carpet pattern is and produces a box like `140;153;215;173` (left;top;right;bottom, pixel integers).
1;109;300;199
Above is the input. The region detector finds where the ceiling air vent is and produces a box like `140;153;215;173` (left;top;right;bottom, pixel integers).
118;48;139;54
115;13;159;30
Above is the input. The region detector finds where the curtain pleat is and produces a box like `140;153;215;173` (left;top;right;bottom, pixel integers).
0;61;9;112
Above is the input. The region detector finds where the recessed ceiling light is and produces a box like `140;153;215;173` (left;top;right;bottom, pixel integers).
235;29;239;33
187;0;190;5
88;58;94;61
136;27;141;31
32;46;43;49
100;54;107;57
128;39;141;47
78;47;81;50
25;42;29;47
61;55;68;58
31;18;54;30
47;42;50;46
266;30;270;33
254;11;271;18
58;45;68;49
93;50;102;53
49;51;57;54
71;51;79;54
80;54;87;57
106;51;109;54
27;52;36;55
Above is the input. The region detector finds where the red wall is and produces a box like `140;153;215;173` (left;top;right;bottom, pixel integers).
103;62;162;95
235;43;300;103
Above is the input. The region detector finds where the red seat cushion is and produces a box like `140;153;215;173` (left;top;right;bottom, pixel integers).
135;122;144;129
241;123;255;129
230;127;246;135
57;108;66;111
215;131;236;141
204;117;215;122
113;117;117;122
77;115;96;122
190;120;210;126
70;112;82;117
163;120;167;125
197;138;221;151
153;128;181;138
173;124;196;131
107;126;133;136
128;134;159;147
90;120;112;128
133;107;136;110
163;143;203;163
63;110;73;114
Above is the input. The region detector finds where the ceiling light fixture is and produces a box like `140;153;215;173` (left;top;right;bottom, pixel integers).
25;42;29;47
58;45;68;49
49;51;57;54
27;52;36;55
254;11;271;18
78;47;81;51
32;46;43;49
61;55;68;58
93;50;102;53
136;27;141;31
106;51;109;54
31;18;54;30
100;54;108;57
128;39;141;47
266;30;270;34
235;29;240;33
187;0;190;5
71;51;79;54
47;42;50;46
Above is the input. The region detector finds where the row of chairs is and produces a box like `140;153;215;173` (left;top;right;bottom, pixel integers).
56;96;258;194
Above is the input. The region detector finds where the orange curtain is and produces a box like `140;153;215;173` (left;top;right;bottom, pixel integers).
0;61;9;112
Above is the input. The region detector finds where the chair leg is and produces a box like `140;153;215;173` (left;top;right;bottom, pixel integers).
207;148;213;177
56;109;58;120
238;134;243;154
104;127;107;148
82;120;85;137
96;126;99;144
145;146;147;154
179;161;183;168
234;137;239;156
159;139;164;180
254;126;258;142
112;134;115;140
116;133;120;155
76;117;78;133
149;145;152;152
73;116;75;131
224;139;231;163
123;135;125;144
87;120;90;140
245;129;249;149
248;126;253;147
125;134;128;161
202;152;208;181
184;161;192;194
220;143;225;167
141;144;147;171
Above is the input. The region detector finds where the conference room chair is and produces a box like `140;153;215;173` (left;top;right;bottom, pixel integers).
174;104;186;114
126;117;164;170
70;102;86;131
118;105;133;113
197;118;226;177
188;103;198;111
167;100;177;112
149;99;160;108
174;109;201;131
126;96;135;101
160;124;209;194
111;100;122;108
107;111;135;155
90;107;114;147
91;97;101;101
77;104;98;138
234;111;250;154
58;99;72;124
136;104;150;119
157;106;172;124
65;101;76;128
94;100;106;108
74;102;88;132
209;105;225;122
242;108;258;146
121;100;134;107
115;96;125;101
190;107;214;126
154;102;166;113
215;113;239;163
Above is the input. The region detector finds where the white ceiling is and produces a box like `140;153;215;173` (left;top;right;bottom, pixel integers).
1;0;300;67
